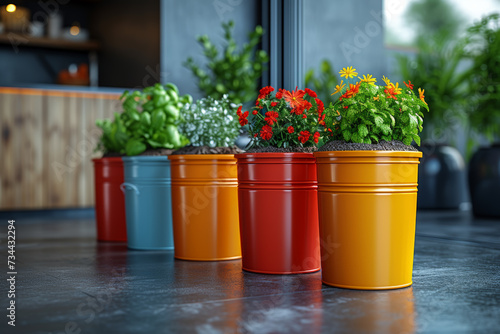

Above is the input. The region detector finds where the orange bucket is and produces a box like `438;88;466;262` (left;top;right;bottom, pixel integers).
314;151;422;290
168;154;241;261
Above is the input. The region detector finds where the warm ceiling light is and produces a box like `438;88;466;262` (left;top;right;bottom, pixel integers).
70;25;80;36
6;4;16;12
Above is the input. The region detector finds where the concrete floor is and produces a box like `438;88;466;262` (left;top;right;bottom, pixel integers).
1;210;500;333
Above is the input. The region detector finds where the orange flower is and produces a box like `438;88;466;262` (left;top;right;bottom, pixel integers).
404;80;414;90
418;88;427;105
284;88;306;109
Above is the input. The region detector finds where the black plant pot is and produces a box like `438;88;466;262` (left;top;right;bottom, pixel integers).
468;143;500;218
417;143;468;209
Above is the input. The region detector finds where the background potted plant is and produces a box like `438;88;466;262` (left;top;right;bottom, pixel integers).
235;86;323;274
184;20;269;106
396;32;470;210
168;96;242;261
464;13;500;218
315;67;428;290
93;115;128;242
118;83;191;250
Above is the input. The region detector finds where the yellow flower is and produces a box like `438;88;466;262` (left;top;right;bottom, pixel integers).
331;80;346;95
392;82;402;95
382;75;391;86
373;96;380;101
339;66;358;79
418;88;427;105
359;74;377;85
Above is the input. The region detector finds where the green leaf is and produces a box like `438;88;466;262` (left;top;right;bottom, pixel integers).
140;112;151;127
380;124;392;135
342;130;352;141
151;109;166;130
358;124;369;138
125;139;146;156
351;132;362;143
412;134;421;146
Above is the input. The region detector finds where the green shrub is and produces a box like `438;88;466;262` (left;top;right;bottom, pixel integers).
465;13;500;142
324;68;429;146
184;21;269;105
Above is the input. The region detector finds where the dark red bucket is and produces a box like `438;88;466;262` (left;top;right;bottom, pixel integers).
235;153;321;274
93;157;127;242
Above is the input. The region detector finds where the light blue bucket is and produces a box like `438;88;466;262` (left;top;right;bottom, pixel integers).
121;156;174;250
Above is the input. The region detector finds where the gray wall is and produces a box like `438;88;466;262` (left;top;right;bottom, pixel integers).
161;0;260;100
304;0;386;82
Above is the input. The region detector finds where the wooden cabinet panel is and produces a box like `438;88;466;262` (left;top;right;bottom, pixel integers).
0;88;121;210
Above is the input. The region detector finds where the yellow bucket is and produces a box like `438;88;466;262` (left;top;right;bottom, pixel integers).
314;151;422;290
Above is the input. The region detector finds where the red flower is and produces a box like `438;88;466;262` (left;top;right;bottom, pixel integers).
305;88;317;98
275;88;286;99
313;131;320;144
254;133;258;137
291;105;305;115
384;86;398;100
318;113;325;125
260;125;273;140
327;128;333;133
298;131;310;144
284;88;306;109
264;111;279;125
343;106;349;109
252;109;258;115
315;98;324;115
404;80;414;90
258;86;275;99
302;114;307;119
270;101;278;107
303;101;312;110
238;110;249;126
236;106;242;116
287;126;294;133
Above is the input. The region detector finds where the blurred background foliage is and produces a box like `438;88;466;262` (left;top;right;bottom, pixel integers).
184;21;269;106
304;60;339;106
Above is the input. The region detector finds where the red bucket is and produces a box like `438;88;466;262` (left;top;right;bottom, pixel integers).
93;157;127;242
235;153;321;274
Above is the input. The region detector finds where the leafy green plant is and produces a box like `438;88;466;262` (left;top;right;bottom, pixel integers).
324;67;429;146
396;31;470;140
305;59;339;106
178;95;240;147
464;13;500;142
239;86;325;149
96;83;192;156
184;21;269;105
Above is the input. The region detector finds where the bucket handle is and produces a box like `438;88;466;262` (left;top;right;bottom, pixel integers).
120;182;140;195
